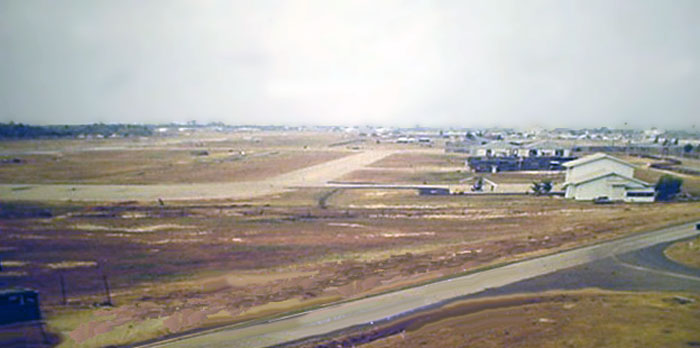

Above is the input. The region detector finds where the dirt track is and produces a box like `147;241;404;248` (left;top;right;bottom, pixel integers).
0;150;396;202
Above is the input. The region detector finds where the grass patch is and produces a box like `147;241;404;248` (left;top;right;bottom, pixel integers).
665;236;700;268
359;290;700;348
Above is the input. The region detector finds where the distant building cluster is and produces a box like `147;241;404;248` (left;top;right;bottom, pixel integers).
450;139;576;173
441;127;698;174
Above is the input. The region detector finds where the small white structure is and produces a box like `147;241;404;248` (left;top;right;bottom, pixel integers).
562;153;655;202
395;137;417;144
471;141;520;157
522;140;571;157
470;140;571;158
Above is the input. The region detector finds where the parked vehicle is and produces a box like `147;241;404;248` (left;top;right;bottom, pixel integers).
593;196;613;204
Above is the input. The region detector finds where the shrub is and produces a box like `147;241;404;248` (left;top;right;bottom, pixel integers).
531;180;553;195
655;175;683;201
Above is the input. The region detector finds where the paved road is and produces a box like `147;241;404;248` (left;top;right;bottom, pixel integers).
0;150;395;202
461;237;700;302
140;221;700;348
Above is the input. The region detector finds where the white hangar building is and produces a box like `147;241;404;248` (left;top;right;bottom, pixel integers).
562;153;655;202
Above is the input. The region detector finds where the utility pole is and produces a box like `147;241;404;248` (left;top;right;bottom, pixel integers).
98;261;112;306
59;272;67;305
102;274;112;306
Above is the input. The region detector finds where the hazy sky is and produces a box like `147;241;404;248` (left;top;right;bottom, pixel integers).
1;1;698;128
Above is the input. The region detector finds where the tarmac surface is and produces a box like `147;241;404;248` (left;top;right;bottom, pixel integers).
464;237;700;299
137;221;700;348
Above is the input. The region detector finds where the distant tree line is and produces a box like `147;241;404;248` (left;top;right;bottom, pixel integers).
0;122;153;139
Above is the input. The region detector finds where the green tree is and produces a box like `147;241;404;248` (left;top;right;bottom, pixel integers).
472;177;484;192
683;144;693;153
531;180;553;195
655;175;683;201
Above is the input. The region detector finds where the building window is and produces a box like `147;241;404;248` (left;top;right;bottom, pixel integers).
555;149;564;156
7;295;23;305
626;191;654;197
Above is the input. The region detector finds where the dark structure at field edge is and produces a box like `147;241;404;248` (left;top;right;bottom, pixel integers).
467;156;576;173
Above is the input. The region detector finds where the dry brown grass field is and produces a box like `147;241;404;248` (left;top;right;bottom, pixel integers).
2;193;699;347
0;132;357;184
665;236;700;268
1;134;699;347
337;168;465;184
623;155;700;196
337;168;562;186
482;171;565;184
368;152;467;168
339;151;565;186
0;149;349;184
335;290;700;348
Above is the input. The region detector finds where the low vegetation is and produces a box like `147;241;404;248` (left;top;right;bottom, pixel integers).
1;194;698;347
368;152;467;169
655;175;684;201
2;135;699;347
624;155;700;196
531;180;553;195
665;236;700;268
0;149;349;184
346;291;700;348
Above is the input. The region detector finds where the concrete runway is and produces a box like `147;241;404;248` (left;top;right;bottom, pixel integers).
138;221;700;348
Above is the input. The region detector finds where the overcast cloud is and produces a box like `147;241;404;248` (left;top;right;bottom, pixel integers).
1;0;698;128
